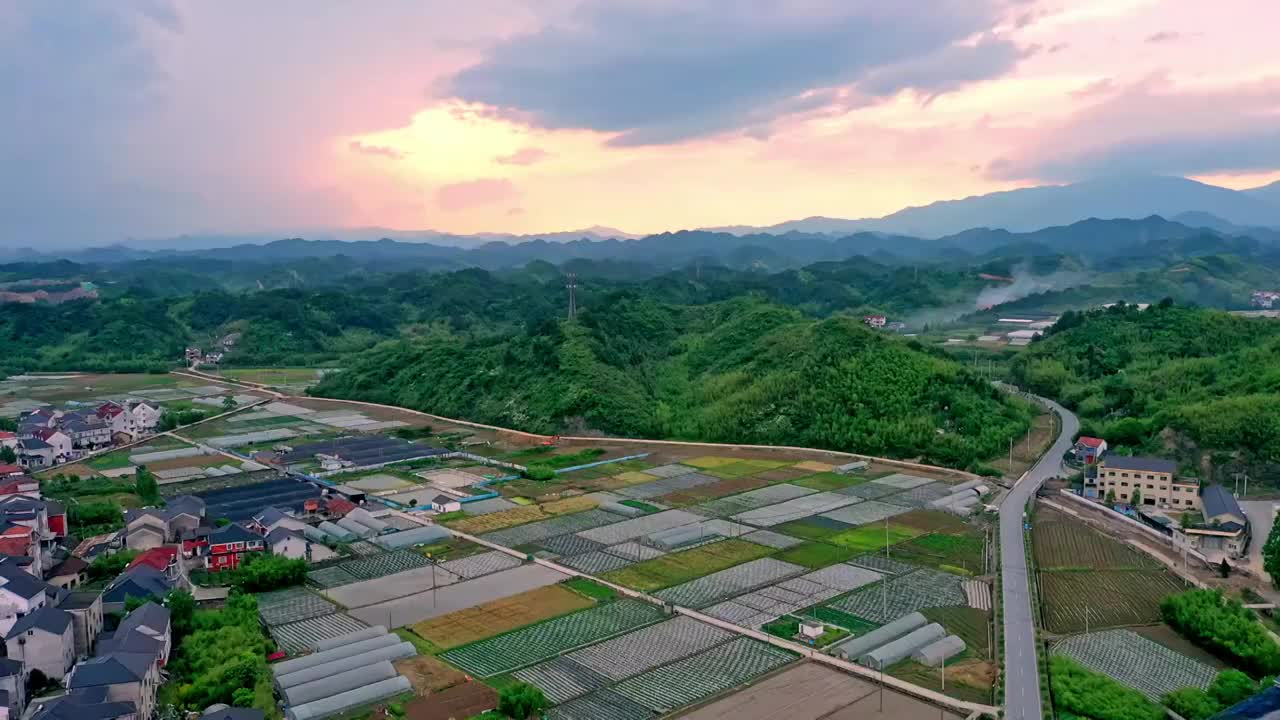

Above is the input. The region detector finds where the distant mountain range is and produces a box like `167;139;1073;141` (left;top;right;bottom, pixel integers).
4;175;1279;270
705;176;1280;237
6;214;1277;277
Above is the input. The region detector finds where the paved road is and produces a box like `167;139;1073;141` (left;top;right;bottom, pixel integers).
999;393;1079;720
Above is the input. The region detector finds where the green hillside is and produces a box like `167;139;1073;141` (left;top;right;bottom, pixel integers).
313;297;1033;469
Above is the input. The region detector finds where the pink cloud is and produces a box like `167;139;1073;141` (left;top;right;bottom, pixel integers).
436;178;517;210
348;140;405;159
495;147;551;165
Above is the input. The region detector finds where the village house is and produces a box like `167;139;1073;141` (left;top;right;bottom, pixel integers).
0;558;62;637
0;433;16;452
123;496;205;551
1097;456;1200;510
265;527;309;561
204;523;265;572
4;606;76;681
127;547;180;581
101;566;171;614
0;496;68;572
46;557;89;590
0;658;23;718
128;403;161;433
1073;436;1108;465
1172;484;1251;562
64;651;160;720
26;687;137;720
60;413;113;450
16;439;55;470
30;429;72;461
863;314;887;329
103;602;170;666
430;494;462;513
0;474;40;499
249;507;308;535
60;591;103;660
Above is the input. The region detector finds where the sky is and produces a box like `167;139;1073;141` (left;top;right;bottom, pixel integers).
3;0;1279;247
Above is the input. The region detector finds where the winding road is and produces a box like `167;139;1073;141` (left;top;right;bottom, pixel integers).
999;392;1079;720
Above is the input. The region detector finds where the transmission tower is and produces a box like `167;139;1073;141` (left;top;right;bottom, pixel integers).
566;273;578;320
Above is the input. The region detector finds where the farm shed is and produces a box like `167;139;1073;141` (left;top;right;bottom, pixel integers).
950;480;984;493
277;642;414;689
302;525;331;544
600;501;646;517
835;461;868;474
335;517;376;538
831;612;927;660
913;635;966;667
282;660;398;705
316;521;355;541
272;633;401;677
374;525;451;550
649;525;721;550
284;676;412;720
859;623;946;668
345;508;388;533
313;625;388;652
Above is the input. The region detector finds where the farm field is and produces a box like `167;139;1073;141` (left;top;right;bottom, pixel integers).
1033;510;1162;570
1033;508;1186;634
1038;570;1187;634
348;563;568;629
892;532;987;575
773;541;859;569
601;539;774;591
676;662;964;720
1053;629;1217;700
439;599;666;677
411;584;595;649
826;523;923;552
823;567;969;624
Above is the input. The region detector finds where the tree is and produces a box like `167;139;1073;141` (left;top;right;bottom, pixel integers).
1209;669;1257;707
1163;688;1221;720
89;550;139;580
226;553;307;593
0;445;15;464
221;395;238;412
1130;488;1143;508
1181;512;1195;529
165;590;196;641
1105;489;1116;505
125;595;150;613
135;468;160;504
1219;558;1232;578
497;683;548;720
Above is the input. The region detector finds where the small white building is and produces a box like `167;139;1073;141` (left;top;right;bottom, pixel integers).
431;495;462;514
799;621;824;640
266;528;310;561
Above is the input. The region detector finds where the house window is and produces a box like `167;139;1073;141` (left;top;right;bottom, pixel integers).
1121;482;1129;487
1120;494;1129;500
1146;484;1154;489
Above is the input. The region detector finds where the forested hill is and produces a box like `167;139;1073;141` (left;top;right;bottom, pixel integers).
311;297;1033;470
1011;303;1280;473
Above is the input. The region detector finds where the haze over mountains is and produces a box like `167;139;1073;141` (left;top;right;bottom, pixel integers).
5;176;1279;268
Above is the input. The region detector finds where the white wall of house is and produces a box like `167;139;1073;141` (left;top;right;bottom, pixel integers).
5;624;75;681
270;536;309;561
0;589;45;636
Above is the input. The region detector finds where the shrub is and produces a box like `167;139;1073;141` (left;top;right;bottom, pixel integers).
1160;589;1280;677
1050;656;1163;720
497;682;548;719
524;464;556;481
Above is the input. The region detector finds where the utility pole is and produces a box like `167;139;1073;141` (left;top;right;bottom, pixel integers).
1009;437;1014;473
565;273;578;320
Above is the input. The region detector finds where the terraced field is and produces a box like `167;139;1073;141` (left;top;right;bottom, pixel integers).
439;600;666;677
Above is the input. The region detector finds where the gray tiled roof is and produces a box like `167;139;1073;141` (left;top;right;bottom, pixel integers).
1201;484;1245;523
5;606;72;639
118;601;169;635
1104;455;1177;474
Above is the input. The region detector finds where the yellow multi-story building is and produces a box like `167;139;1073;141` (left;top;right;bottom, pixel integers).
1097;456;1199;510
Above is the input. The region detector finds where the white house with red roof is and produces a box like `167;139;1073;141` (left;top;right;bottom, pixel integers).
1073;436;1108;464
